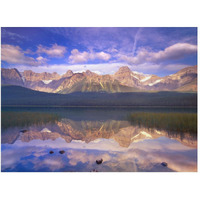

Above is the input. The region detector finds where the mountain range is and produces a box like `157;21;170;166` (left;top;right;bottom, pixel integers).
1;65;197;93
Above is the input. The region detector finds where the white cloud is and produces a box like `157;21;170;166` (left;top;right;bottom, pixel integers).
1;44;39;66
15;62;127;75
107;48;118;53
1;28;29;41
131;63;161;73
95;51;111;60
8;59;192;76
132;28;142;56
69;49;111;64
163;64;190;71
118;43;197;65
37;44;67;58
15;62;186;76
151;43;197;62
69;49;88;63
128;63;193;74
36;56;48;64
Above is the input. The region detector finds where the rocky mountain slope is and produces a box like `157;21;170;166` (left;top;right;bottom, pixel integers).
1;68;24;86
1;65;197;93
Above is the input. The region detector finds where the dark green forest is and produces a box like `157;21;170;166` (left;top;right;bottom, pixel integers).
1;85;197;107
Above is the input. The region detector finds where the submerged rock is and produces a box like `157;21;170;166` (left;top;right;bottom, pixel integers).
91;169;98;172
20;129;28;133
96;159;103;165
161;162;168;167
49;151;54;154
59;150;65;154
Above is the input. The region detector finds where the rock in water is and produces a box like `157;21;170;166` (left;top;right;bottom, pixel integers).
96;159;103;165
49;151;54;154
161;162;168;167
91;169;98;172
59;150;65;154
20;129;28;133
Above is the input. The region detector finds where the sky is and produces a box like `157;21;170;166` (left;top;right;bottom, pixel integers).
1;27;197;76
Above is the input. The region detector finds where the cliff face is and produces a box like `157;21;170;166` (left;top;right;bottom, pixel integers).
113;66;141;87
22;70;61;82
62;70;74;78
1;68;24;86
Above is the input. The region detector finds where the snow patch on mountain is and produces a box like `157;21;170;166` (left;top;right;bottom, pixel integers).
21;75;25;83
132;71;144;75
131;74;139;80
72;140;85;143
149;79;163;86
42;80;52;84
140;76;152;82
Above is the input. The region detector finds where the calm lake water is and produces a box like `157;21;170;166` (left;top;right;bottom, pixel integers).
1;107;197;172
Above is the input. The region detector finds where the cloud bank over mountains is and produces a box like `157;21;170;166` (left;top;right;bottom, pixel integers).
1;27;197;76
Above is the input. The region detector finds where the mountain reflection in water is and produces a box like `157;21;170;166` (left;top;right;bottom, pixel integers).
1;108;197;172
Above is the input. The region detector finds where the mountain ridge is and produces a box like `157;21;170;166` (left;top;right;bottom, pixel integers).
1;65;197;93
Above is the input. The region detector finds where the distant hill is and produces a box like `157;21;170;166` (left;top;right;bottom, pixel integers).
1;65;197;93
1;85;197;107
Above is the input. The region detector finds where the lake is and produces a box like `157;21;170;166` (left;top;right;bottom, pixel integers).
1;107;197;172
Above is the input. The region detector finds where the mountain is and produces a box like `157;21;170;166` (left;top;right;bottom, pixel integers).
57;71;139;93
1;65;197;93
145;66;197;91
22;70;61;82
113;66;141;87
62;70;74;78
22;70;62;93
1;68;24;86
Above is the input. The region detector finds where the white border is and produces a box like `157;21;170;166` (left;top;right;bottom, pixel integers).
0;0;199;200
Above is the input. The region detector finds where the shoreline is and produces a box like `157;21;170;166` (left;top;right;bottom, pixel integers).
1;105;197;108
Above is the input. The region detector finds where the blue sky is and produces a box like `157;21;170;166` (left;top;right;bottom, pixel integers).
1;27;197;76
